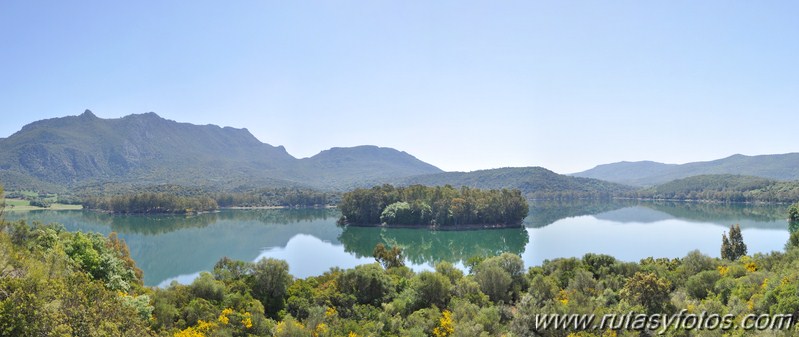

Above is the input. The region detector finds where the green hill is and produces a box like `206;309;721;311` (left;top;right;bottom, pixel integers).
298;145;443;190
398;167;634;200
635;174;799;203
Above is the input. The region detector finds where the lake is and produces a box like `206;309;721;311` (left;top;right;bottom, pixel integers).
4;200;792;287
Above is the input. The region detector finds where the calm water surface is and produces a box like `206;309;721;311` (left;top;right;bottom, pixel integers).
5;201;791;286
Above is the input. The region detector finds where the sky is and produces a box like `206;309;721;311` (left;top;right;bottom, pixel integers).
1;1;798;174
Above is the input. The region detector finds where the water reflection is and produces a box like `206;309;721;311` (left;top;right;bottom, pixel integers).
3;201;790;287
524;199;635;228
338;226;528;265
639;201;788;228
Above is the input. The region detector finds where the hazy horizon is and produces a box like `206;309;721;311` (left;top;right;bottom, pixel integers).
3;1;797;173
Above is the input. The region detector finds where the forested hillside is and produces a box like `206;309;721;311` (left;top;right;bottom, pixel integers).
631;175;799;203
399;167;634;200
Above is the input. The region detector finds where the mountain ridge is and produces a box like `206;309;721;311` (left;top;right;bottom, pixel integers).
573;153;799;186
0;110;442;191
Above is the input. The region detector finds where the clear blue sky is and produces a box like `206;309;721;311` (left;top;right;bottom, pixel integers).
2;1;797;173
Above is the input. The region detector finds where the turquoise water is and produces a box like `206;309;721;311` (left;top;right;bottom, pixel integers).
5;201;790;286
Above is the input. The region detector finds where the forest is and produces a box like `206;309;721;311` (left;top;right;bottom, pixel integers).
626;175;799;203
337;184;529;227
77;186;337;213
83;192;219;214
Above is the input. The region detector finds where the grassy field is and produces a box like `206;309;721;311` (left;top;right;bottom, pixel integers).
3;198;83;211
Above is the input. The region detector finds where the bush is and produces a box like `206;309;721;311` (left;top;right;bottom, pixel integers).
337;263;395;307
686;270;721;299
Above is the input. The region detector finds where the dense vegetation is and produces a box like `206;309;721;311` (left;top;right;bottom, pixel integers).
338;184;529;227
211;188;338;208
789;202;799;223
2;184;799;336
83;193;219;214
3;215;799;336
630;175;799;203
0;221;154;336
78;184;338;208
73;185;338;213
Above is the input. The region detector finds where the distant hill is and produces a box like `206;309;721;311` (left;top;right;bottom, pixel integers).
573;153;799;186
398;167;634;199
633;174;799;203
298;146;442;190
0;110;442;191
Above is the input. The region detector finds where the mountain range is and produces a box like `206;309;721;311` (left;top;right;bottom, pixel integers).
0;110;441;192
572;153;799;186
2;111;798;198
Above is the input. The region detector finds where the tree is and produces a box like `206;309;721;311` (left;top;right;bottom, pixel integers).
250;258;293;319
721;224;747;260
473;253;526;303
620;272;672;314
685;270;721;299
789;202;799;223
213;256;253;284
412;271;452;309
337;263;395;306
474;263;512;303
373;243;405;269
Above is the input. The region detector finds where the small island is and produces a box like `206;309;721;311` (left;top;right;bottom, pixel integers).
337;184;529;228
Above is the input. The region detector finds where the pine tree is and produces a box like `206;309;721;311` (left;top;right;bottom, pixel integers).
721;224;747;260
721;233;733;260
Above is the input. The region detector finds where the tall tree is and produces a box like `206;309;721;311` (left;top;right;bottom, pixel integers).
721;224;747;260
250;258;292;319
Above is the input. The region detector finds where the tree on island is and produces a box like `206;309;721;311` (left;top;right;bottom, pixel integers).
721;224;747;260
338;184;529;227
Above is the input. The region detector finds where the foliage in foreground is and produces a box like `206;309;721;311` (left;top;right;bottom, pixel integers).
3;209;799;335
0;221;153;336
